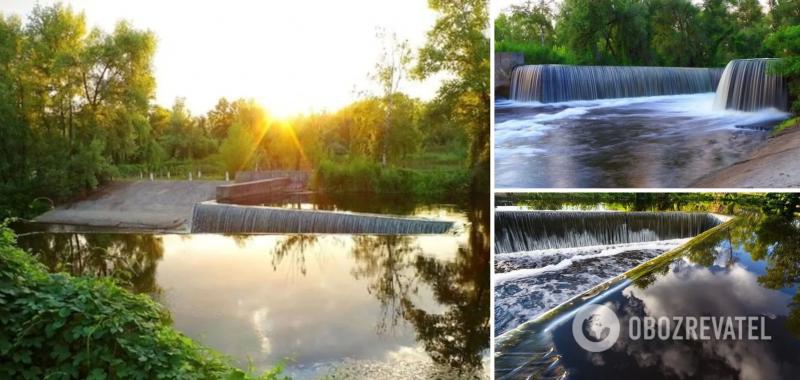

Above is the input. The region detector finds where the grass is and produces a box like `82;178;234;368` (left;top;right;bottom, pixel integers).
403;148;467;171
772;116;800;136
314;156;470;196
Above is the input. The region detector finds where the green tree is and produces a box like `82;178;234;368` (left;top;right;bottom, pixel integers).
728;0;769;60
768;0;800;30
766;25;800;112
372;29;412;166
384;93;422;163
0;4;155;217
415;0;490;190
649;0;704;66
207;97;236;140
556;0;617;64
504;0;556;47
217;123;253;174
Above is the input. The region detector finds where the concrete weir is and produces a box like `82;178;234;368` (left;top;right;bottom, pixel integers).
216;177;291;202
190;202;454;234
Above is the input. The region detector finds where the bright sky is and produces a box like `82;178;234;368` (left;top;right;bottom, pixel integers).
3;0;444;117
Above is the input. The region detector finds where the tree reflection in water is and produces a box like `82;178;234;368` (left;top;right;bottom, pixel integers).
632;213;800;338
265;200;491;370
20;199;490;373
747;216;800;337
349;198;490;370
19;233;164;295
270;235;320;276
400;200;490;369
350;235;421;334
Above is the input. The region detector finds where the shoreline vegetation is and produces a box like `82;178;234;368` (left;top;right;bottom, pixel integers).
0;0;489;221
0;224;287;379
496;192;800;217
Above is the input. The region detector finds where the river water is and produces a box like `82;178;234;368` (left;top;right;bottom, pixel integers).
17;199;490;379
495;93;789;188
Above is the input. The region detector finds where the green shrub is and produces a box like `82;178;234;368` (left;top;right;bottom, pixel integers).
762;193;800;217
0;224;287;380
495;40;577;65
314;158;469;196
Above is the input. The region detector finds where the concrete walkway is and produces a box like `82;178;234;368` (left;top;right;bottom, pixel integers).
693;125;800;188
35;180;224;232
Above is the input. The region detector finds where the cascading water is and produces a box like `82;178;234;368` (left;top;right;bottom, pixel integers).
495;211;721;253
190;202;453;234
494;210;724;335
713;58;789;111
509;65;723;102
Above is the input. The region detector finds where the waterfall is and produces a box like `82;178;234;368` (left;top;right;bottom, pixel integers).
509;64;723;102
713;58;789;111
190;202;453;234
495;211;720;254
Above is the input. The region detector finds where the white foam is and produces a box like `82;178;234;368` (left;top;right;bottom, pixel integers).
495;239;689;285
497;93;789;128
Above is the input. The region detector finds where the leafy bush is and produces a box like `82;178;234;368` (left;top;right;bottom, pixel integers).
0;224;286;380
314;158;469;196
766;25;800;112
494;40;577;64
762;193;800;217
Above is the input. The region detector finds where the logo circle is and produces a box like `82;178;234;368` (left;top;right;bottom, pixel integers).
572;304;620;352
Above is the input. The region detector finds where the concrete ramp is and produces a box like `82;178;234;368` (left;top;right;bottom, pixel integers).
216;177;291;202
35;180;223;231
190;202;453;234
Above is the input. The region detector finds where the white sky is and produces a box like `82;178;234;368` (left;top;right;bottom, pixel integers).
3;0;444;117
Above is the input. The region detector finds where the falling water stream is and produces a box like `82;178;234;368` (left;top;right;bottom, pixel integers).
495;211;719;253
494;211;722;335
510;65;723;102
713;58;789;111
498;59;790;188
190;202;454;234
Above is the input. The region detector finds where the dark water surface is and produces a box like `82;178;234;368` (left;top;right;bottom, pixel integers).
495;94;789;188
16;199;489;379
495;215;800;379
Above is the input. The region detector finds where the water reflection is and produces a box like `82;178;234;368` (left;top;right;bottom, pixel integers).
21;233;164;295
635;215;800;336
496;213;800;379
401;200;490;369
610;215;800;379
16;201;489;378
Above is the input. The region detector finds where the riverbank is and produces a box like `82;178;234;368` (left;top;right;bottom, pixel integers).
693;124;800;188
34;180;223;232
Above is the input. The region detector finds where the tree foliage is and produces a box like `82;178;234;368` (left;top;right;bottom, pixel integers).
497;0;796;68
1;1;487;219
415;0;490;190
767;25;800;112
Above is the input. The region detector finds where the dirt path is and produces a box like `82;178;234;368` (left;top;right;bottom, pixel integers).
35;180;224;232
693;126;800;188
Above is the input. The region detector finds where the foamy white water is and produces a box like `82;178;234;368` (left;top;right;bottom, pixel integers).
494;239;688;335
494;93;790;187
